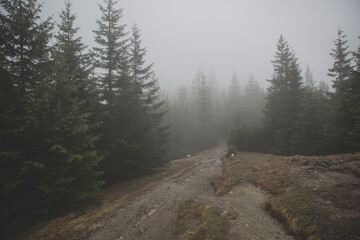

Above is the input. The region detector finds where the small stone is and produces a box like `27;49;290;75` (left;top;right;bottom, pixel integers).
326;201;332;204
148;209;156;216
220;211;228;216
229;191;233;194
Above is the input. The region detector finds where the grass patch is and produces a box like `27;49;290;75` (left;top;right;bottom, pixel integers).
211;154;289;196
174;199;228;240
214;152;360;240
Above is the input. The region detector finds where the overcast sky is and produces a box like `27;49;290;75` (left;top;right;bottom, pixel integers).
41;0;360;93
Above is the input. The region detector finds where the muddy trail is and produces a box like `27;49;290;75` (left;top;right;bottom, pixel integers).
74;145;292;240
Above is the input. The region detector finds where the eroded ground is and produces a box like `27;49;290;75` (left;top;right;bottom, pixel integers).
82;145;291;240
18;146;306;240
212;152;360;240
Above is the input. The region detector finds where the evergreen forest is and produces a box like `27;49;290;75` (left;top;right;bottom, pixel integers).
0;0;359;238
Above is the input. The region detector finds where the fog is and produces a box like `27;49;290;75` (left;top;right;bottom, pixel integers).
42;0;359;92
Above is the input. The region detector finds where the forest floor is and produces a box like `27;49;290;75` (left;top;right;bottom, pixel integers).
15;144;360;240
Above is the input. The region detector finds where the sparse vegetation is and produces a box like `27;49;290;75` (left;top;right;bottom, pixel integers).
175;199;228;240
211;153;360;240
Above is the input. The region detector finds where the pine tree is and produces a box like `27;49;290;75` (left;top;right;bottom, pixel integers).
192;70;216;148
56;0;98;110
293;65;329;155
226;71;241;130
318;80;330;93
170;85;194;158
30;0;104;214
327;28;354;153
129;24;153;98
243;73;264;127
347;38;360;151
304;63;315;88
328;28;353;89
93;0;127;108
264;35;303;155
143;73;169;166
126;25;167;169
92;0;129;181
0;0;54;235
36;51;103;214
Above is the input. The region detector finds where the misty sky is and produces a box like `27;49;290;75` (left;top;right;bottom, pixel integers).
41;0;360;92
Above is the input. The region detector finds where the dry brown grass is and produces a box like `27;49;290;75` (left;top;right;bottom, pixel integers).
213;152;360;240
174;199;228;240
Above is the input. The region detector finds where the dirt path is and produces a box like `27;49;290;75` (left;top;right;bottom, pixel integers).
80;145;293;240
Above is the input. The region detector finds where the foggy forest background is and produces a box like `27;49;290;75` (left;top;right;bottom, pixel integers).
0;0;359;237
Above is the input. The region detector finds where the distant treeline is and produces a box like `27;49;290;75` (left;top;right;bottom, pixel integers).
166;70;265;159
229;32;360;156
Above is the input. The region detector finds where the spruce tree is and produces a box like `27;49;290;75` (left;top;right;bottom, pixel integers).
36;51;103;214
304;63;315;88
0;0;54;234
125;25;167;169
264;35;303;155
226;71;241;130
31;0;104;213
347;38;360;151
93;0;127;107
169;85;200;158
192;70;215;148
328;28;353;88
56;0;98;110
327;29;354;153
93;0;129;181
293;65;329;155
129;24;153;98
243;73;264;127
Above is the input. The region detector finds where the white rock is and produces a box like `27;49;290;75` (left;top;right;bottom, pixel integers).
148;209;156;216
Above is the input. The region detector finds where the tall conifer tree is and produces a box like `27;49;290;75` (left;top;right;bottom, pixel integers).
93;0;127;107
264;35;303;155
347;38;360;151
93;0;129;181
126;25;168;169
0;0;54;234
327;29;354;153
32;0;104;213
192;70;215;148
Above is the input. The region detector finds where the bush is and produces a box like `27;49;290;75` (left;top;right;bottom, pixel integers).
226;145;237;158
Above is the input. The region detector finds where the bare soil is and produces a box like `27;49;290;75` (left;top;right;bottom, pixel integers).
17;145;294;240
81;144;292;240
